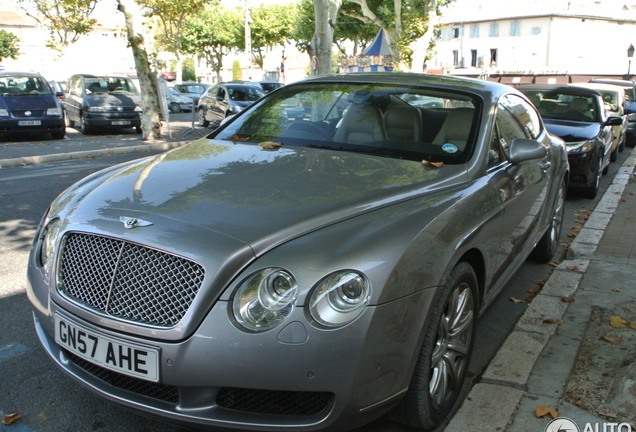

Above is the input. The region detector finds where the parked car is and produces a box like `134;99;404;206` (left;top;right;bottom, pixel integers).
589;78;636;147
172;82;210;105
197;82;265;127
570;82;628;160
48;80;66;102
519;84;622;198
165;88;193;113
229;80;283;93
28;73;568;432
0;71;65;139
64;74;142;134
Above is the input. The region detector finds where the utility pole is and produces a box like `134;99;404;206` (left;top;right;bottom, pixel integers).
244;0;252;80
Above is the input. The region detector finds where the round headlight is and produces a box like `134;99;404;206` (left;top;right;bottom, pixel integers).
309;270;371;327
39;218;62;274
233;268;298;332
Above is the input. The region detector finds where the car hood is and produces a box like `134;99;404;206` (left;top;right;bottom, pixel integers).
84;93;140;107
543;119;601;142
0;95;57;111
65;139;464;256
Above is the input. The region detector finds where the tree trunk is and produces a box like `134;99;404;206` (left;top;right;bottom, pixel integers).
409;0;439;73
117;0;162;140
311;0;341;76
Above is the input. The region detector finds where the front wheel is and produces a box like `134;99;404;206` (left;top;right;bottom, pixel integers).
396;262;477;430
531;178;566;262
580;155;602;199
78;114;91;135
170;102;181;114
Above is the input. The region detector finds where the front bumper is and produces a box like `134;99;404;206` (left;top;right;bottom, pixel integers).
0;117;64;135
84;112;141;128
567;151;599;189
28;265;436;431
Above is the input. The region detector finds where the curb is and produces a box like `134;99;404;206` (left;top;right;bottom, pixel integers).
0;140;190;169
445;148;636;432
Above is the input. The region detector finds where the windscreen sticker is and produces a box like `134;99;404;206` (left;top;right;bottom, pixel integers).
442;143;458;153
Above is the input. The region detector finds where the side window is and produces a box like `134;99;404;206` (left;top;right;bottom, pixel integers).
498;94;542;140
494;102;526;159
217;87;226;100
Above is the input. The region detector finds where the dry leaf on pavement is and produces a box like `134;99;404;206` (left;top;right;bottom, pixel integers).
612;288;621;292
548;261;559;267
509;297;524;303
543;318;565;325
561;297;575;303
566;266;579;271
2;414;20;425
610;316;629;328
571;226;582;232
600;334;622;344
527;288;539;294
535;405;559;419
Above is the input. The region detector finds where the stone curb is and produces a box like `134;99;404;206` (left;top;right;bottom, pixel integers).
0;140;190;168
445;148;636;432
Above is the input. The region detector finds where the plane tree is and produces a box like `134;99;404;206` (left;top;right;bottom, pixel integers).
0;30;21;62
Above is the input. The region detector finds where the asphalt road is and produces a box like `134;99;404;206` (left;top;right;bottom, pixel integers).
0;141;629;432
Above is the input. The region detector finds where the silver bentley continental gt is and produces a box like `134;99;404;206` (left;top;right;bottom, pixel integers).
27;73;568;431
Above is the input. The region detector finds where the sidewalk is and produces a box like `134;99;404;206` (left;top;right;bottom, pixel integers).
446;148;636;431
0;119;203;168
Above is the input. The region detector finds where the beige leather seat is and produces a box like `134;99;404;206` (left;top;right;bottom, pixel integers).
570;97;593;120
334;103;388;144
384;105;422;142
432;108;474;151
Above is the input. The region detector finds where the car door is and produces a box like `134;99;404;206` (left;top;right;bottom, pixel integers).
484;94;552;300
210;86;228;124
65;76;82;124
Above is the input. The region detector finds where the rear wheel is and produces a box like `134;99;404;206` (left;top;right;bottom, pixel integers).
396;262;477;430
198;108;209;127
531;179;566;262
170;102;181;114
50;125;66;140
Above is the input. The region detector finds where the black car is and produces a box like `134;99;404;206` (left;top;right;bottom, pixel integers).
172;82;210;105
0;71;65;140
589;78;636;147
519;84;623;198
197;83;265;127
64;74;142;135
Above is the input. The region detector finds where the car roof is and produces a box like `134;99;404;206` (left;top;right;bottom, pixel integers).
589;79;635;87
571;82;624;94
517;84;603;97
0;71;44;78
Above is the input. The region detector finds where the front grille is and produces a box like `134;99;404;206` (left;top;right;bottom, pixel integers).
58;232;205;327
216;387;333;416
66;351;179;404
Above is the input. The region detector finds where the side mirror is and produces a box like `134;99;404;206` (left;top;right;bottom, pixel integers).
604;116;624;126
508;138;547;165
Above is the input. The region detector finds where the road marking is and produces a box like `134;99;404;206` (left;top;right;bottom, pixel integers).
0;342;30;362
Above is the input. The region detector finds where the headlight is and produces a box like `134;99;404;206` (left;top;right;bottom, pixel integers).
232;268;298;332
87;106;112;112
309;270;371;327
134;105;142;112
39;218;62;278
0;109;9;116
47;107;62;116
567;141;594;154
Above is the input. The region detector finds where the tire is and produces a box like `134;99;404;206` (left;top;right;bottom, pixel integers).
531;178;566;262
170;102;181;114
78;114;91;135
396;262;477;430
580;155;601;199
619;134;625;152
135;126;142;134
197;108;209;127
65;113;75;128
50;126;66;140
610;145;618;162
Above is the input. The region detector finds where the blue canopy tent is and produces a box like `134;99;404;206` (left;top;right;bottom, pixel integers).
342;28;394;72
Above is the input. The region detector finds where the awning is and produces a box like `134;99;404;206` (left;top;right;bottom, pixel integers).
535;76;569;84
499;76;533;84
361;28;393;57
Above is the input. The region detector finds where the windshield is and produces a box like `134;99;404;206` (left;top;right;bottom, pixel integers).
520;90;601;122
85;77;138;95
0;76;53;96
213;82;480;164
227;85;265;101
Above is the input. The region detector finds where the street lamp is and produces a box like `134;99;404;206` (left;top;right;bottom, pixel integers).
627;44;635;80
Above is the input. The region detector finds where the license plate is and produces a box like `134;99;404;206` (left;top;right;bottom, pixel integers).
18;120;41;126
112;120;131;125
54;315;159;381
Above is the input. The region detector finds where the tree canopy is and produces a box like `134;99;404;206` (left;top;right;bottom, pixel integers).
0;30;21;62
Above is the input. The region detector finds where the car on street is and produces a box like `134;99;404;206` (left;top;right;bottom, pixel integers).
197;82;265;127
64;74;142;134
570;82;628;161
171;82;210;105
231;80;283;93
28;72;568;432
165;88;193;113
519;84;622;198
589;78;636;147
0;71;65;140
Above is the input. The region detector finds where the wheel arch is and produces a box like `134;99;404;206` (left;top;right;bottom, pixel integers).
454;248;486;309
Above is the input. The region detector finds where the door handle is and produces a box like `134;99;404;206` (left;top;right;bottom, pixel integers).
540;161;551;171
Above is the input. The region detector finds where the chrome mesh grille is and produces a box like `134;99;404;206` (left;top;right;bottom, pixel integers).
58;232;205;327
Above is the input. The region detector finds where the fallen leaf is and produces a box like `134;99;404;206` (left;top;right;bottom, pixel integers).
621;199;628;203
421;160;443;168
561;297;575;303
612;288;621;292
527;288;539;294
259;141;282;150
574;213;583;218
548;261;559;267
509;297;524;303
566;266;579;271
543;319;565;325
526;294;536;302
626;216;634;220
567;233;577;238
535;405;559;419
610;316;628;328
2;414;20;425
571;226;582;232
600;335;622;344
598;411;618;419
538;280;547;286
575;219;587;224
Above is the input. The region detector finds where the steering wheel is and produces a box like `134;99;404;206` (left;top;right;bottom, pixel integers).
286;120;326;138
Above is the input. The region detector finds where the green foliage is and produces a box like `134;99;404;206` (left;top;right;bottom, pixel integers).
0;30;20;62
232;60;242;81
182;58;196;81
18;0;97;52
